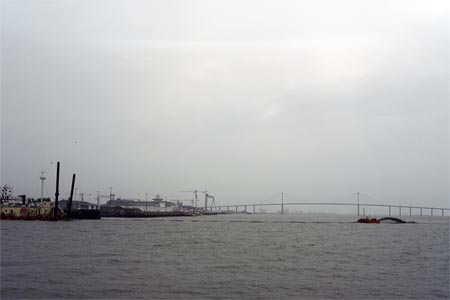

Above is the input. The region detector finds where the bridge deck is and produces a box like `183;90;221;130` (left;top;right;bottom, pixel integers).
215;202;450;216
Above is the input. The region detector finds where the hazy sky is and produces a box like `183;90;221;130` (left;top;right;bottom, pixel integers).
1;0;449;208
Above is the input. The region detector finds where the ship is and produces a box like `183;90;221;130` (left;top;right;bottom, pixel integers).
2;161;101;221
0;186;65;221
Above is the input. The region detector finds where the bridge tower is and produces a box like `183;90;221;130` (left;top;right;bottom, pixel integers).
357;192;360;216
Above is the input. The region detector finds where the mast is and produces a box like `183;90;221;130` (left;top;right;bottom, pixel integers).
40;170;46;202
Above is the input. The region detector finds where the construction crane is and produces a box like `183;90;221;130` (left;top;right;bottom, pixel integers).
96;189;115;207
204;192;215;211
78;192;85;209
180;190;206;209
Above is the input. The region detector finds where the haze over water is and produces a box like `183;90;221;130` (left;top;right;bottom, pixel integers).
1;1;449;299
1;214;449;299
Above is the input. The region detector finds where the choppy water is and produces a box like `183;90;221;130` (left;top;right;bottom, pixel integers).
1;214;449;299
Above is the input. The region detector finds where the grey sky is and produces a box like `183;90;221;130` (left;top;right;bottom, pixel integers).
1;0;449;208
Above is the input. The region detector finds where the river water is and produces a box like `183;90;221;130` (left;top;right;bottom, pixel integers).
1;214;449;299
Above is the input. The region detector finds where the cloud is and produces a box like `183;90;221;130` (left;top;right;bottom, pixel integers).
1;0;448;207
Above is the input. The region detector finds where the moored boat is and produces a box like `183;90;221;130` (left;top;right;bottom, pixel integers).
0;191;65;221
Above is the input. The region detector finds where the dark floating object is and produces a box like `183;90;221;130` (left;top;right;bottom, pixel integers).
378;217;407;223
357;217;414;224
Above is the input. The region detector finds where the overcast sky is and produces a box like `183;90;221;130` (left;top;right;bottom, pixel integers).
1;0;449;209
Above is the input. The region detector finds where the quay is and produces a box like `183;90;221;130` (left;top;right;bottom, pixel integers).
100;206;221;218
100;206;183;218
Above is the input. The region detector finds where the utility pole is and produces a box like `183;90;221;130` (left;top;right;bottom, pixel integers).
281;192;284;215
145;193;148;212
109;187;113;207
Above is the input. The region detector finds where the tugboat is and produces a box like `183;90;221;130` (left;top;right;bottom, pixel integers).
357;216;380;223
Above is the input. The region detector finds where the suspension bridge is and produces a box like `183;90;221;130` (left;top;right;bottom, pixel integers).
212;192;450;217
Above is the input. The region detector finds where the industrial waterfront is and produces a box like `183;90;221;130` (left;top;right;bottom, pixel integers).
2;164;449;220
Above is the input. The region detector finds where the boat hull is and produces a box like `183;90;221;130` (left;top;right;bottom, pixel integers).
0;215;64;221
